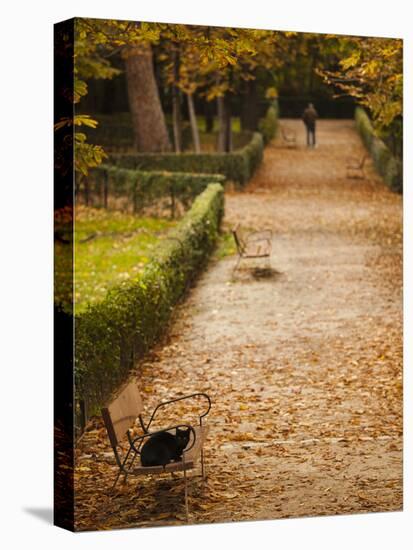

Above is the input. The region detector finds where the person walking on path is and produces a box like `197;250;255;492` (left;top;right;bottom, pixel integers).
302;103;318;147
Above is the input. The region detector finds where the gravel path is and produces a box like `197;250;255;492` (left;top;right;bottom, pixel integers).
75;119;402;530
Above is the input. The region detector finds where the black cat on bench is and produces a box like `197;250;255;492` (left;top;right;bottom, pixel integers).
140;426;191;467
101;382;211;520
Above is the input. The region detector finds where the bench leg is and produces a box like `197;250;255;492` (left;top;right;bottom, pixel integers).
184;467;189;522
112;470;122;491
123;451;139;485
232;254;242;276
122;448;141;486
201;448;205;479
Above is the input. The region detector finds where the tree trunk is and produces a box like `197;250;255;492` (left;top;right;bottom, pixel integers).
240;78;259;131
187;92;201;153
172;88;182;153
217;94;232;152
205;100;214;133
123;44;172;152
172;49;182;152
226;98;233;152
217;95;225;152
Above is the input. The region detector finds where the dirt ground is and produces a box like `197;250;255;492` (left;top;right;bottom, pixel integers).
74;119;403;531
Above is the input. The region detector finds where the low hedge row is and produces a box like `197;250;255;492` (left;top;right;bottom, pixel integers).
355;107;402;193
110;131;264;186
86;165;225;214
75;182;224;420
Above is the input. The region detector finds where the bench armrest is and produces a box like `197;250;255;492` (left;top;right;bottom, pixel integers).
145;392;211;433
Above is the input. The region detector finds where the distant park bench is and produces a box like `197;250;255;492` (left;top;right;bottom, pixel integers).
232;224;272;274
101;383;211;521
346;154;368;179
280;125;297;147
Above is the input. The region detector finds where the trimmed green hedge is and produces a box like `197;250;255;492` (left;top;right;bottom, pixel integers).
75;183;224;418
355;107;402;193
259;102;279;145
110;131;264;186
86;165;225;214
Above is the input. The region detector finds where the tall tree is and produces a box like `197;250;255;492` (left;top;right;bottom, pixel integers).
200;27;285;150
240;77;259;131
123;44;172;152
171;47;182;152
75;19;172;154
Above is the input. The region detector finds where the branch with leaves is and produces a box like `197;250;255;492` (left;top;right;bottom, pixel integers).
317;36;402;130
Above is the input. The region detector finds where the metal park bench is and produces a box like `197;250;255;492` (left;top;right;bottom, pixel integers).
232;224;272;274
101;382;211;521
280;125;297;147
346;154;368;179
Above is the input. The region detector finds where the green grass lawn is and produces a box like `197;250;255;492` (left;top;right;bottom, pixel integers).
198;116;241;133
55;207;176;313
55;208;237;314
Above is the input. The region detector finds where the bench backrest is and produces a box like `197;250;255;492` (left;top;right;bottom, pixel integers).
102;382;144;448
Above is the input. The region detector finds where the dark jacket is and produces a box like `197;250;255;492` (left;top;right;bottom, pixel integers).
302;106;318;128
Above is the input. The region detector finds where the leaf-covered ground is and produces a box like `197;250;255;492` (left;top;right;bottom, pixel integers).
74;119;402;531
